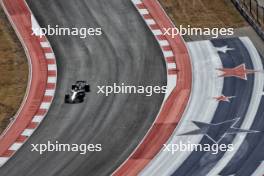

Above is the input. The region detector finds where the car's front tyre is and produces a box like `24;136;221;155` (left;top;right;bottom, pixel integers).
65;94;71;103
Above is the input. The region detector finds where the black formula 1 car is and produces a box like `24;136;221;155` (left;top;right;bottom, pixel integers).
65;81;90;104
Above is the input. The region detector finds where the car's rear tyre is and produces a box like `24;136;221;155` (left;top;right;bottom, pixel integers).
72;85;77;90
85;85;90;92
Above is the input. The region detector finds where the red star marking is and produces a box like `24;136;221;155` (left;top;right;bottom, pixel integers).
217;64;258;80
214;95;235;102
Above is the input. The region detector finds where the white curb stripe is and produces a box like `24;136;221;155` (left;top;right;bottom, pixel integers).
45;89;55;96
131;0;142;4
163;51;174;57
40;41;50;48
32;115;44;123
158;40;169;46
167;63;177;69
152;29;163;35
40;102;51;110
47;77;57;83
45;53;55;59
21;129;35;137
139;9;149;15
9;143;23;151
48;64;57;71
145;19;156;25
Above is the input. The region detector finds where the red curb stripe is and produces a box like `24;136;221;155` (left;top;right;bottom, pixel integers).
1;150;14;157
143;14;152;19
136;3;145;9
27;122;38;129
42;47;53;53
156;34;167;40
47;59;56;65
16;135;27;142
168;69;178;75
166;56;175;63
162;45;172;51
149;24;159;30
42;96;53;102
35;109;47;116
37;37;47;42
46;83;56;89
48;70;57;76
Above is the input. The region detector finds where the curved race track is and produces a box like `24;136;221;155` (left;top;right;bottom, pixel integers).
0;0;166;176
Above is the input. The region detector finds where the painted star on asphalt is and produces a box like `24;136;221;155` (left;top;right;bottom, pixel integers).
217;64;258;80
214;95;235;102
179;118;260;143
215;45;234;53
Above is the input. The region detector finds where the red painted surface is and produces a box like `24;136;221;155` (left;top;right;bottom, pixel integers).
217;63;257;80
0;0;47;156
214;95;234;102
113;0;192;175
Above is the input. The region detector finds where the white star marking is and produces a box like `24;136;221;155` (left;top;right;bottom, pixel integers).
215;45;235;53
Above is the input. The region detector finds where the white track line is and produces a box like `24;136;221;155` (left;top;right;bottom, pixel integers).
207;37;264;176
139;41;224;176
252;161;264;176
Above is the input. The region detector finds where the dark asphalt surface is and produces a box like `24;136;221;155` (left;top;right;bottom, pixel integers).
172;38;255;176
0;0;166;176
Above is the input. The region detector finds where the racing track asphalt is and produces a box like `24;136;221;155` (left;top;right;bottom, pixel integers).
172;38;255;176
0;0;166;176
